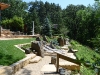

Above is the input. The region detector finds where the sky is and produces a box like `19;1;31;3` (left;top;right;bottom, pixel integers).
23;0;95;9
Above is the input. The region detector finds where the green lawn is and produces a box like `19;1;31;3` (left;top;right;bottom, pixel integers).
0;38;35;66
70;40;100;75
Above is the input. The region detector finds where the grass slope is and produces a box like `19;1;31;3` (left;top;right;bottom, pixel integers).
0;38;35;66
70;40;100;75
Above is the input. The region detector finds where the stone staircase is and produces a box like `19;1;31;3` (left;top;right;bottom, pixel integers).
1;29;13;37
11;54;42;73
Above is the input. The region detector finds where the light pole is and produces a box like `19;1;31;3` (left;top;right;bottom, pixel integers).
0;6;1;36
32;21;34;35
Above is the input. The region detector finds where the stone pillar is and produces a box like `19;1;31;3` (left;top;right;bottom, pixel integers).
32;21;34;35
51;56;56;64
0;26;1;37
0;9;1;37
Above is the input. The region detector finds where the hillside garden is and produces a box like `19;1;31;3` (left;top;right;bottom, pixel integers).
1;0;100;75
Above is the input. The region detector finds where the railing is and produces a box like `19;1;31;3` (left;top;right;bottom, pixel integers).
55;52;81;72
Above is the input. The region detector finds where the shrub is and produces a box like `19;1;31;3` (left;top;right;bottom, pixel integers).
2;15;24;32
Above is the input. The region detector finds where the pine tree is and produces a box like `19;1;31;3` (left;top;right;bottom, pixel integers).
41;17;52;37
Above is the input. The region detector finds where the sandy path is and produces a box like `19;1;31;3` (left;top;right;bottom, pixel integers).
14;56;52;75
0;38;29;40
14;55;72;75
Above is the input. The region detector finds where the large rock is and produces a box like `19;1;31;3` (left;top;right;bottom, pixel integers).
36;37;41;41
31;41;44;57
30;56;42;63
25;48;31;54
49;41;56;49
43;35;48;42
0;66;12;75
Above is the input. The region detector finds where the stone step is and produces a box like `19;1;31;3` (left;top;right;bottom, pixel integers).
41;64;56;72
66;53;76;59
10;54;36;73
72;49;78;52
29;56;42;63
0;65;3;68
61;45;69;50
59;61;80;71
41;64;73;75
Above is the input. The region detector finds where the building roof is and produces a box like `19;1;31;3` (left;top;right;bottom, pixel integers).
0;2;10;10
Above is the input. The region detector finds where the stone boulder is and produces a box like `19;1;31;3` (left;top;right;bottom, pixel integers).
31;41;44;57
49;41;56;49
30;56;42;63
36;37;41;41
42;41;47;45
43;35;48;42
25;48;31;54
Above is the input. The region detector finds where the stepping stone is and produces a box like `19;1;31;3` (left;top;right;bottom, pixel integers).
0;65;3;68
29;56;42;63
41;64;56;72
61;45;68;50
59;61;80;71
26;54;36;59
66;53;76;59
72;49;78;52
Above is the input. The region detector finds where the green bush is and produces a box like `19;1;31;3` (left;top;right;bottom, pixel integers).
21;44;31;49
2;15;24;31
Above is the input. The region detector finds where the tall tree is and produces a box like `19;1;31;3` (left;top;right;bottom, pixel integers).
41;17;52;37
64;4;86;40
1;0;28;19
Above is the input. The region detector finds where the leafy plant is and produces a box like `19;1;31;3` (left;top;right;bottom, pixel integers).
21;44;31;49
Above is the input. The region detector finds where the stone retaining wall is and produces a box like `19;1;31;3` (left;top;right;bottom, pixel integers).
10;54;36;74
